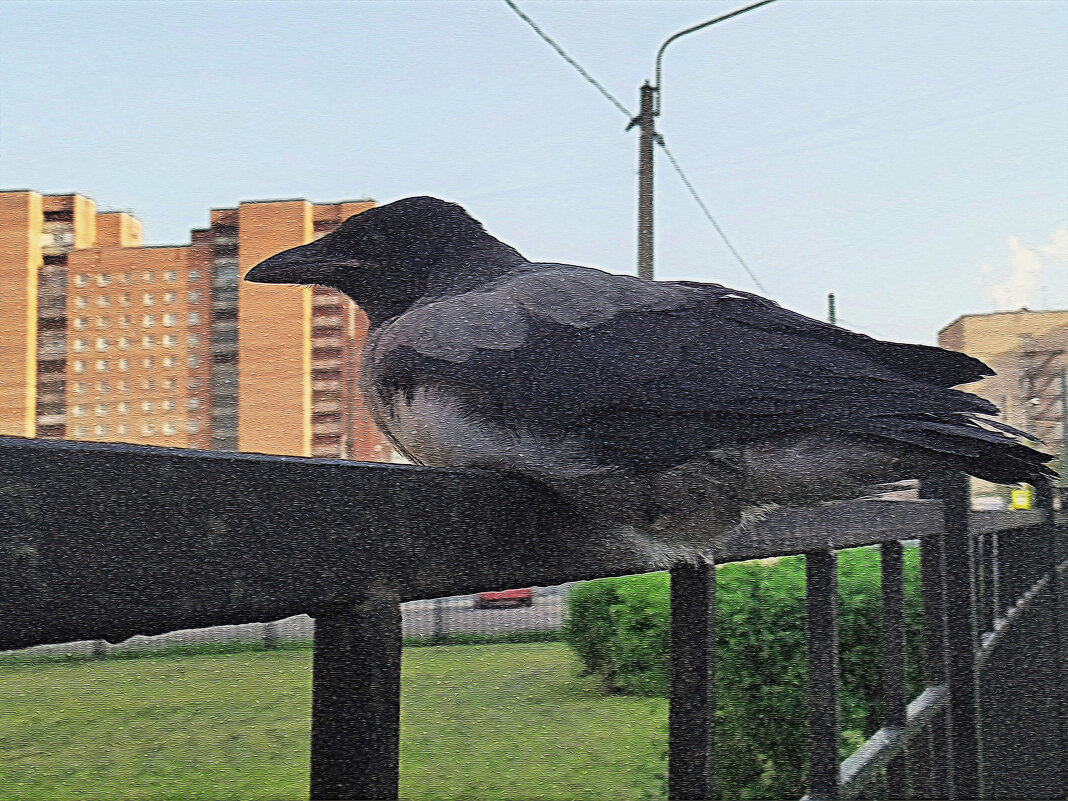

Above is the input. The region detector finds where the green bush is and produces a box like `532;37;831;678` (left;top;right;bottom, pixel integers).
563;547;924;800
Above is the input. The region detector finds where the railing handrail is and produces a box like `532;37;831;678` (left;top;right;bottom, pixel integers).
0;433;1048;652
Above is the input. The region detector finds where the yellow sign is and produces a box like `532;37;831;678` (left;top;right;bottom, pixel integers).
1010;487;1032;510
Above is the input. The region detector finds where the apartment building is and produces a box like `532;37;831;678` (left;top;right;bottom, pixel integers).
938;308;1068;448
0;189;391;461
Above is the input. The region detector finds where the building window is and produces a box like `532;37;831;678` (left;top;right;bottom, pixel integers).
74;274;88;287
121;272;132;284
72;339;87;352
161;399;175;411
142;401;153;413
142;379;154;390
164;270;178;282
73;360;85;373
118;358;128;371
188;292;201;304
142;423;155;435
73;425;87;437
187;334;200;346
95;381;109;393
117;380;129;391
143;293;154;306
96;296;109;308
142;335;155;348
187;420;200;434
72;405;86;417
73;317;87;330
117;424;128;435
97;274;111;287
143;271;154;283
188;355;200;368
189;270;201;280
142;358;154;369
96;317;109;328
118;337;130;349
164;292;176;304
162;356;176;368
74;297;88;308
162;421;178;436
163;313;177;327
188;397;200;410
120;315;131;326
143;315;155;327
72;382;85;394
94;425;108;436
95;404;108;416
163;334;177;347
95;360;108;372
162;377;175;390
188;312;200;325
96;338;109;351
117;402;129;414
119;293;130;306
189;378;200;390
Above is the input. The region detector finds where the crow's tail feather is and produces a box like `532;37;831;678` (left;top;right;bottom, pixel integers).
859;413;1056;486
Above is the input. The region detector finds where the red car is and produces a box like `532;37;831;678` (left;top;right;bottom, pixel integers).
474;587;534;608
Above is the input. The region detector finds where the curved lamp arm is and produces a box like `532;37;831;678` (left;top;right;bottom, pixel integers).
653;0;778;113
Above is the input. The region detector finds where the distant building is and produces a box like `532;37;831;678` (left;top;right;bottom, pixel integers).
0;189;392;461
938;309;1068;452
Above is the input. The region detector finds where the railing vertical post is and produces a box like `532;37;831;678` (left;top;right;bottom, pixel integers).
880;540;908;798
805;548;839;801
1036;477;1067;798
919;498;951;799
923;472;982;799
669;557;716;800
988;533;1001;622
310;593;402;801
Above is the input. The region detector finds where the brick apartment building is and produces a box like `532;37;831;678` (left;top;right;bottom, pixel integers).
938;308;1068;452
0;190;392;461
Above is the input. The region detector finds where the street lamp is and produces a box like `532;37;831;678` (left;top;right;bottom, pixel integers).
627;0;777;280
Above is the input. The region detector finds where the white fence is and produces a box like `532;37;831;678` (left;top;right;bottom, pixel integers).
3;586;571;660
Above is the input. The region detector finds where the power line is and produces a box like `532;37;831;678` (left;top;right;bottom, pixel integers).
502;0;632;119
503;0;771;295
658;139;769;295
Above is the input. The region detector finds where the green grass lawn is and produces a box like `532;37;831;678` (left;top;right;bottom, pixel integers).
0;643;667;801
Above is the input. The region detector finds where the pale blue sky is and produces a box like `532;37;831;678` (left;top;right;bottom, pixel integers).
2;0;1065;345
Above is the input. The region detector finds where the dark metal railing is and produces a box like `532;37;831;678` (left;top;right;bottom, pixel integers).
0;436;1063;800
782;475;1065;801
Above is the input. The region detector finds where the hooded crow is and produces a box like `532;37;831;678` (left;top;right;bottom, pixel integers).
246;196;1053;560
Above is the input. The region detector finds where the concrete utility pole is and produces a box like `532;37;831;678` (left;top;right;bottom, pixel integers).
633;82;658;281
627;0;777;281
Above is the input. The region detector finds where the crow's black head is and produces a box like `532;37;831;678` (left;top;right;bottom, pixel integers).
245;196;511;324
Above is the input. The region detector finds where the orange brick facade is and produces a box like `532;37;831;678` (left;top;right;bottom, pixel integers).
0;191;41;437
64;245;213;448
0;189;392;461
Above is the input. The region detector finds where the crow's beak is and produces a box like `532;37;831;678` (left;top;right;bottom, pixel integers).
245;240;331;285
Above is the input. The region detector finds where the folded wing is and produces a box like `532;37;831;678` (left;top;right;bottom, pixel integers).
365;264;1047;482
